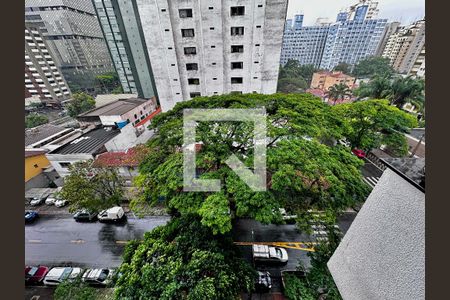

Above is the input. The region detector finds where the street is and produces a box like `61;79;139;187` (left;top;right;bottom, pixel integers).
25;215;170;268
361;160;384;188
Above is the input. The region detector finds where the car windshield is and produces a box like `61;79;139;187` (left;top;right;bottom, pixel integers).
98;269;109;281
28;267;38;276
60;268;72;280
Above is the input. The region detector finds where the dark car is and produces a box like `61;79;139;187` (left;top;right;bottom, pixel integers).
254;271;272;293
25;210;39;223
25;266;49;285
352;148;366;159
73;210;98;222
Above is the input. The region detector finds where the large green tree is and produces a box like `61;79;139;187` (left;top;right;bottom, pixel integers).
333;99;417;154
115;215;256;300
66;92;96;117
352;56;394;78
95;72;121;94
333;62;351;74
25;113;48;128
58;160;124;212
277;60;318;93
386;76;425;110
133;94;370;234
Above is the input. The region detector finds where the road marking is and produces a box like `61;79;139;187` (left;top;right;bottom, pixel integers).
234;241;317;252
28;240;42;243
115;240;128;244
70;239;85;244
363;176;379;188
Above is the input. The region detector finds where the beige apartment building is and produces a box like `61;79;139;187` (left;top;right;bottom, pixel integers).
382;19;425;74
310;71;355;91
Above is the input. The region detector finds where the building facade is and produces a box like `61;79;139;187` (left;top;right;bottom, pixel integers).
25;0;114;91
25;23;71;105
135;0;288;112
92;0;157;99
375;21;400;56
319;18;387;70
280;19;329;67
381;19;425;74
310;71;355;90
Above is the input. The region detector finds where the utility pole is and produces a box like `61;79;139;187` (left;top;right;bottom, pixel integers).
410;133;425;157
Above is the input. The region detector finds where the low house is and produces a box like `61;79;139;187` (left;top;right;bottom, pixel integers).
46;127;120;177
94;93;137;108
328;158;424;300
25;123;81;151
310;71;355;91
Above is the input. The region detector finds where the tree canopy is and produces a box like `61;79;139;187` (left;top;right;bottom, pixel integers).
333;62;351;74
66;92;96;117
132;94;379;234
326;83;352;105
25;113;48;128
277;60;318;93
95;72;121;94
58;160;124;212
115;214;256;300
352;56;394;78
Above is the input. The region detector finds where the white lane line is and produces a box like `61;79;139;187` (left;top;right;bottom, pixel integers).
28;239;42;243
367;177;379;186
362;177;375;187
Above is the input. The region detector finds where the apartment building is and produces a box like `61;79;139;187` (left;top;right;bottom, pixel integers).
310;71;355;90
135;0;288;112
409;45;425;78
92;0;157;99
25;23;71;105
25;0;114;91
382;19;425;74
280;18;330;67
375;21;400;56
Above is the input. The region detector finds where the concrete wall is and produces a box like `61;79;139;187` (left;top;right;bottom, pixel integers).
327;168;425;300
46;153;94;177
25;172;51;191
105;122;154;151
136;0;287;112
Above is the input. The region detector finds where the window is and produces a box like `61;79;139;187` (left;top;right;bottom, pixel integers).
188;78;200;85
211;45;216;48
179;9;193;18
231;27;244;36
33;164;39;168
231;62;243;69
210;27;215;30
230;6;245;16
190;92;201;98
231;77;243;84
256;25;261;28
208;7;214;10
161;8;166;12
254;61;259;64
213;77;217;80
59;162;71;168
182;28;195;37
184;47;197;55
231;45;244;53
258;4;263;7
231;91;243;94
186;63;198;71
171;63;176;66
164;29;170;32
168;47;173;50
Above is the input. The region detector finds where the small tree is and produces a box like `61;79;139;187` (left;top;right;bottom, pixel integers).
58;160;124;212
66;92;95;117
326;83;352;105
25;113;48;128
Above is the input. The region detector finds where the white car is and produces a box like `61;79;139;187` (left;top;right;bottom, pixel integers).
55;199;68;207
43;267;83;286
82;268;114;286
30;197;46;206
252;245;289;264
45;194;57;206
98;206;125;222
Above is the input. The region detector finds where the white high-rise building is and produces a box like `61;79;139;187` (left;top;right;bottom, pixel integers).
135;0;288;112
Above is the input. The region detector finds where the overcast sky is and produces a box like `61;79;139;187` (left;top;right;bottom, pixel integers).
287;0;425;26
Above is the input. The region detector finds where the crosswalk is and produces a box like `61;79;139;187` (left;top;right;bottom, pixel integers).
362;176;379;188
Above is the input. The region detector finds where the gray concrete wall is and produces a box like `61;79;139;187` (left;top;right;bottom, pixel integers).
327;168;425;300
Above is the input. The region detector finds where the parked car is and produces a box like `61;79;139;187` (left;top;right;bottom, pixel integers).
45;193;57;205
82;268;114;286
351;148;366;159
30;196;47;206
25;210;39;223
98;206;125;223
254;271;272;293
55;199;68;207
25;265;49;285
43;267;83;286
73;210;98;222
252;245;288;264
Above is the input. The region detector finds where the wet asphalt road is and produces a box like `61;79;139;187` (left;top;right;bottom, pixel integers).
25;215;170;268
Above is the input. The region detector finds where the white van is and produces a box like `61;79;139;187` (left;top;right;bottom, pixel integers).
252;245;288;263
98;206;125;222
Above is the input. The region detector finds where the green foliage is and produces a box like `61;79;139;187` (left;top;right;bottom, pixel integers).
277;60;318;93
333;62;350;74
355;75;391;99
115;215;256;300
133;93;371;233
284;274;315;300
95;72;121;93
333;99;417;153
326;83;352;105
387;76;425;110
54;279;98;300
67;92;96;117
352;56;394;78
25;113;48;128
58;160;124;212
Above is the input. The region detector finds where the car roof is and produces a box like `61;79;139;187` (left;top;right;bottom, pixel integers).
107;206;123;213
83;268;106;279
46;267;71;278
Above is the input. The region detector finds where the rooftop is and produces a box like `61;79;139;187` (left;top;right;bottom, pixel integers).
407;128;425;142
25;149;47;158
95;93;137;108
79;98;150;117
25;124;68;146
382;158;425;192
93;146;149;167
49;128;120;155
